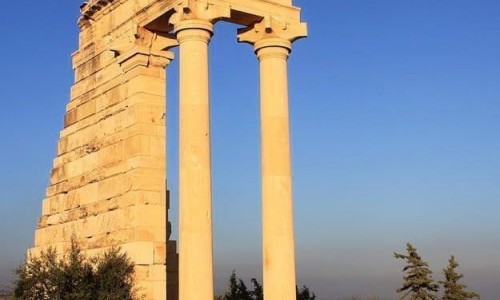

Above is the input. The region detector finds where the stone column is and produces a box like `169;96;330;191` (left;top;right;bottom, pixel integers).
238;17;307;300
170;2;230;300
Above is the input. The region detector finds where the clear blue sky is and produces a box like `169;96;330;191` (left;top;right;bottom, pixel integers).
1;1;499;298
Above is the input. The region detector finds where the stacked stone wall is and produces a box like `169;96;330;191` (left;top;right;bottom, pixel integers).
30;0;177;299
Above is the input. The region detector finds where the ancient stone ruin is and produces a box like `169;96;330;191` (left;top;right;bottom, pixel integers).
30;0;306;299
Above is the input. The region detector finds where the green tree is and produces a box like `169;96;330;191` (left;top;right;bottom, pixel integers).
217;271;316;300
440;256;480;300
394;243;439;300
93;247;136;300
218;271;252;300
58;240;94;299
296;285;316;300
14;240;137;300
14;247;61;299
249;278;262;300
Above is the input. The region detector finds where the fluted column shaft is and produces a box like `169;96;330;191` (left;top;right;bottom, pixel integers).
257;38;296;300
175;19;214;300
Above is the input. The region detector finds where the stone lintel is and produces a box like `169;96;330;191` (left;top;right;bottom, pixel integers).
142;0;303;32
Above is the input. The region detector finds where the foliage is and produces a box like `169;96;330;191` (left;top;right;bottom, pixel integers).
440;256;480;300
13;239;137;300
216;271;315;300
394;243;439;300
296;285;316;300
217;271;252;300
249;279;262;300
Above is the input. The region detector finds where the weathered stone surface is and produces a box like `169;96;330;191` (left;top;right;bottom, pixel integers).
31;0;306;299
31;2;175;299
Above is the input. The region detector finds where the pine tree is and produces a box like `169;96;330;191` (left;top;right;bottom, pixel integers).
216;271;316;300
440;256;480;300
394;243;439;300
250;278;263;300
296;285;316;300
219;271;252;300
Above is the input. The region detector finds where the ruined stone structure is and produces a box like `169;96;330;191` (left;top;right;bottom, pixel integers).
31;0;306;299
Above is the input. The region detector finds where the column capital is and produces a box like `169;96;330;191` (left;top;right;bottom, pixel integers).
107;27;178;55
237;16;307;53
117;48;174;73
169;0;231;26
106;27;177;72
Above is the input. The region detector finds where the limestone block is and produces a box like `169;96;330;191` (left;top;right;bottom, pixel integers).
129;205;166;228
153;242;166;264
150;136;166;158
98;110;124;136
47;214;62;226
81;208;129;238
57;136;69;156
126;76;166;97
96;83;126;112
85;200;109;217
67;207;87;222
65;109;78;127
41;194;64;216
71;62;124;100
121;241;155;265
136;281;153;300
35;224;68;245
65;98;97;126
86;234;110;249
41;198;51;216
46;180;69;197
49;194;66;215
81;152;99;174
76;182;99;207
74;50;116;82
35;226;56;246
137;227;167;243
64;159;87;179
125;168;165;192
148;265;166;281
98;174;125;201
268;0;292;4
152;280;167;300
126;104;166;128
120;123;159;140
50;164;67;185
134;265;151;282
107;227;165;245
124;135;151;157
126;94;166;111
37;215;49;228
98;140;124;167
127;156;166;171
119;190;165;207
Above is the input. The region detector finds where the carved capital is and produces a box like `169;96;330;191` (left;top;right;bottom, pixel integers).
105;27;176;72
107;26;178;57
237;16;307;52
117;48;174;72
169;0;231;25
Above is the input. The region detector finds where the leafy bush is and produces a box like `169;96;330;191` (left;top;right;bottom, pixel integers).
14;240;137;300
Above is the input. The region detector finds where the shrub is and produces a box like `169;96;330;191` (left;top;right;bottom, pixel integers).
14;240;137;300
